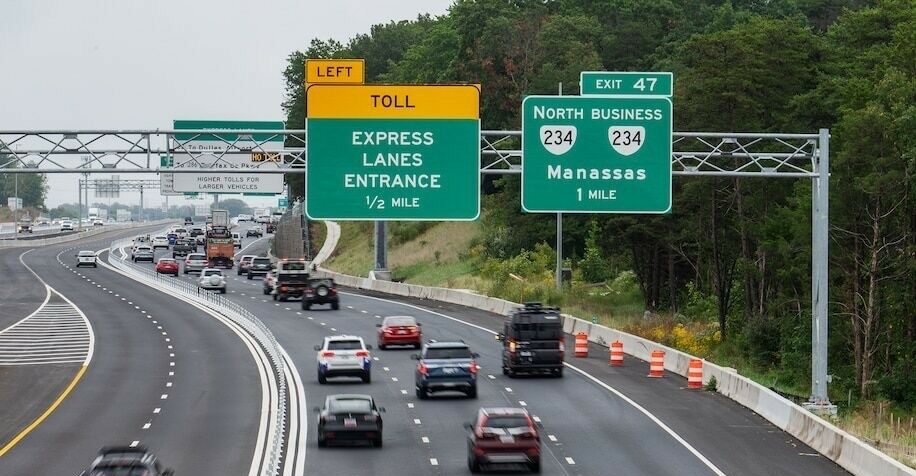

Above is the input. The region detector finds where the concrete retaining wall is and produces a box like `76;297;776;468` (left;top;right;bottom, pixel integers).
0;220;171;249
313;220;913;476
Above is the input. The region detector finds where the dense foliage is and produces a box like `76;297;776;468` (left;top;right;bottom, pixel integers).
282;0;914;405
0;157;48;210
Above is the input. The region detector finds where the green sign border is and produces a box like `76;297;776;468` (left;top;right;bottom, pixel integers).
579;71;673;97
173;120;286;142
520;94;673;214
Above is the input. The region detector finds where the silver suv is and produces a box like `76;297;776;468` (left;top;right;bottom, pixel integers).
315;336;373;384
183;253;208;274
198;268;227;294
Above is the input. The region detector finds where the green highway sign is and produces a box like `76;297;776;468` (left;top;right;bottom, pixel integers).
580;72;673;97
305;84;480;220
521;95;672;213
278;197;288;208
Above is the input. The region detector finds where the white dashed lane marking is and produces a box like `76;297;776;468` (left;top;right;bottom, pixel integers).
548;435;558;442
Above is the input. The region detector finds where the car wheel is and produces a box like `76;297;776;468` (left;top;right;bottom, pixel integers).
237;269;242;276
468;455;481;474
372;436;383;448
415;386;428;399
331;302;340;310
183;269;188;275
317;433;327;448
318;371;327;385
529;458;541;473
272;293;278;301
554;367;564;378
92;264;97;268
247;273;253;280
362;372;371;384
278;294;287;302
466;385;477;399
505;366;516;378
303;302;311;310
220;288;226;294
263;288;269;295
378;343;386;350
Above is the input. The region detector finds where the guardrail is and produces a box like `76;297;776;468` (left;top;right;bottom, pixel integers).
108;237;287;476
312;221;914;476
0;221;171;248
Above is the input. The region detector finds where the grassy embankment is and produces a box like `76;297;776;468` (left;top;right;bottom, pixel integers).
320;219;915;467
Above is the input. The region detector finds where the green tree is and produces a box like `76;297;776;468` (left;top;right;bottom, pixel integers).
214;198;252;217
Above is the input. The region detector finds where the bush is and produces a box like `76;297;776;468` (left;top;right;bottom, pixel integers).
578;219;611;282
389;222;436;246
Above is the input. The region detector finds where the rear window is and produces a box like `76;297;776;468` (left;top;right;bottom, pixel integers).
155;236;166;240
175;229;186;233
252;258;271;265
137;247;152;252
327;340;363;351
89;465;153;476
424;347;471;359
484;415;530;429
188;254;206;260
240;256;255;263
309;279;333;287
329;398;371;414
159;258;176;263
202;270;222;276
511;323;563;340
281;261;306;271
278;274;308;283
384;317;416;327
78;251;95;257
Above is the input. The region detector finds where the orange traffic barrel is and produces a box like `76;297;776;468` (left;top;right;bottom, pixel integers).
648;350;665;377
688;358;703;389
574;332;588;357
609;341;624;366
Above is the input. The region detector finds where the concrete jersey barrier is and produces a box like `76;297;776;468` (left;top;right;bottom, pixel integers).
313;221;914;476
0;221;172;249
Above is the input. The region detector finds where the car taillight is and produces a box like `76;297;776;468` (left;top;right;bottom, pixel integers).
279;286;288;292
325;415;336;422
417;363;428;376
363;414;377;422
407;326;418;333
469;361;479;374
383;327;394;334
321;351;335;358
356;351;369;357
558;336;565;353
508;340;517;353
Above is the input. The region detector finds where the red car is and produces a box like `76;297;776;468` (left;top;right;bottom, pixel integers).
155;257;179;276
465;407;541;473
376;315;422;349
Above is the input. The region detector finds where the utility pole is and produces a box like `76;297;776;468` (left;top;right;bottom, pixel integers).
13;173;18;243
555;82;564;291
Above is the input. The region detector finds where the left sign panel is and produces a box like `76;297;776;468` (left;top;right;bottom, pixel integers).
170;120;285;194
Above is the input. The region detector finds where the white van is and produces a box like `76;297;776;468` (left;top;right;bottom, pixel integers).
232;232;241;248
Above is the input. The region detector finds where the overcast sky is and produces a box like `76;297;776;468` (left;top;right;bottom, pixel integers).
0;0;453;209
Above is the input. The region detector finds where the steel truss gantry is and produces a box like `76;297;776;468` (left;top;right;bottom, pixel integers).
0;128;832;410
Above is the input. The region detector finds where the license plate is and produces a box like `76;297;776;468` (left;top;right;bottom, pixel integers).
344;418;357;428
499;435;515;444
397;330;407;335
442;368;458;374
520;351;532;357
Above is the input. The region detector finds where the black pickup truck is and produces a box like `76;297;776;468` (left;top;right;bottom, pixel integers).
171;239;197;258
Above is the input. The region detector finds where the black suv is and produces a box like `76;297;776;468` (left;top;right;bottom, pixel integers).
80;446;174;476
497;302;565;377
412;341;479;399
302;278;339;310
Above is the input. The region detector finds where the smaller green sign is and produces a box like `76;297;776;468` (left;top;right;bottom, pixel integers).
580;72;672;97
278;198;289;208
183;193;198;197
160;155;173;167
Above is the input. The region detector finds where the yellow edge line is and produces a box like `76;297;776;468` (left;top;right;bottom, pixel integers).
0;364;88;457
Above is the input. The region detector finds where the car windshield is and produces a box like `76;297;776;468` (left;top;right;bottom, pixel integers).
329;398;372;414
425;347;472;359
384;317;415;327
484;415;530;429
512;323;562;340
202;270;222;276
327;340;363;351
78;251;95;257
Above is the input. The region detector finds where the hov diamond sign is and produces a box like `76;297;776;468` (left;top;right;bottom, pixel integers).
522;95;672;213
305;84;480;220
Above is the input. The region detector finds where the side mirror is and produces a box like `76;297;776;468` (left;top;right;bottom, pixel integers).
463;422;473;431
312;407;321;413
163;470;175;476
378;406;386;413
410;354;421;360
375;323;382;328
365;345;373;350
495;334;504;342
472;353;480;358
313;345;322;351
417;322;422;326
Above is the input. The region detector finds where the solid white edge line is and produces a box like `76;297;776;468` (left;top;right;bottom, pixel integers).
338;290;727;476
98;246;276;476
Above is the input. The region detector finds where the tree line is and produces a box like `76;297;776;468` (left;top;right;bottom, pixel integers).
282;0;914;404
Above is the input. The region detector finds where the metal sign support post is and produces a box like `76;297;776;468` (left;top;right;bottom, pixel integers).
373;221;389;280
807;128;834;413
555;82;563;291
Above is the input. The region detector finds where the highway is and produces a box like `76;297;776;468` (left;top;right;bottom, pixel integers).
121;221;852;476
0;220;855;475
0;224;265;475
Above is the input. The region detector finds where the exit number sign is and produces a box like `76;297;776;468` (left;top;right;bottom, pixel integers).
580;72;672;97
305;84;480;220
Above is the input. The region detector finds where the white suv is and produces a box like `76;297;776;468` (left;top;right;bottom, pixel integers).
314;336;372;384
197;268;227;294
152;236;170;249
60;220;74;231
75;250;97;268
